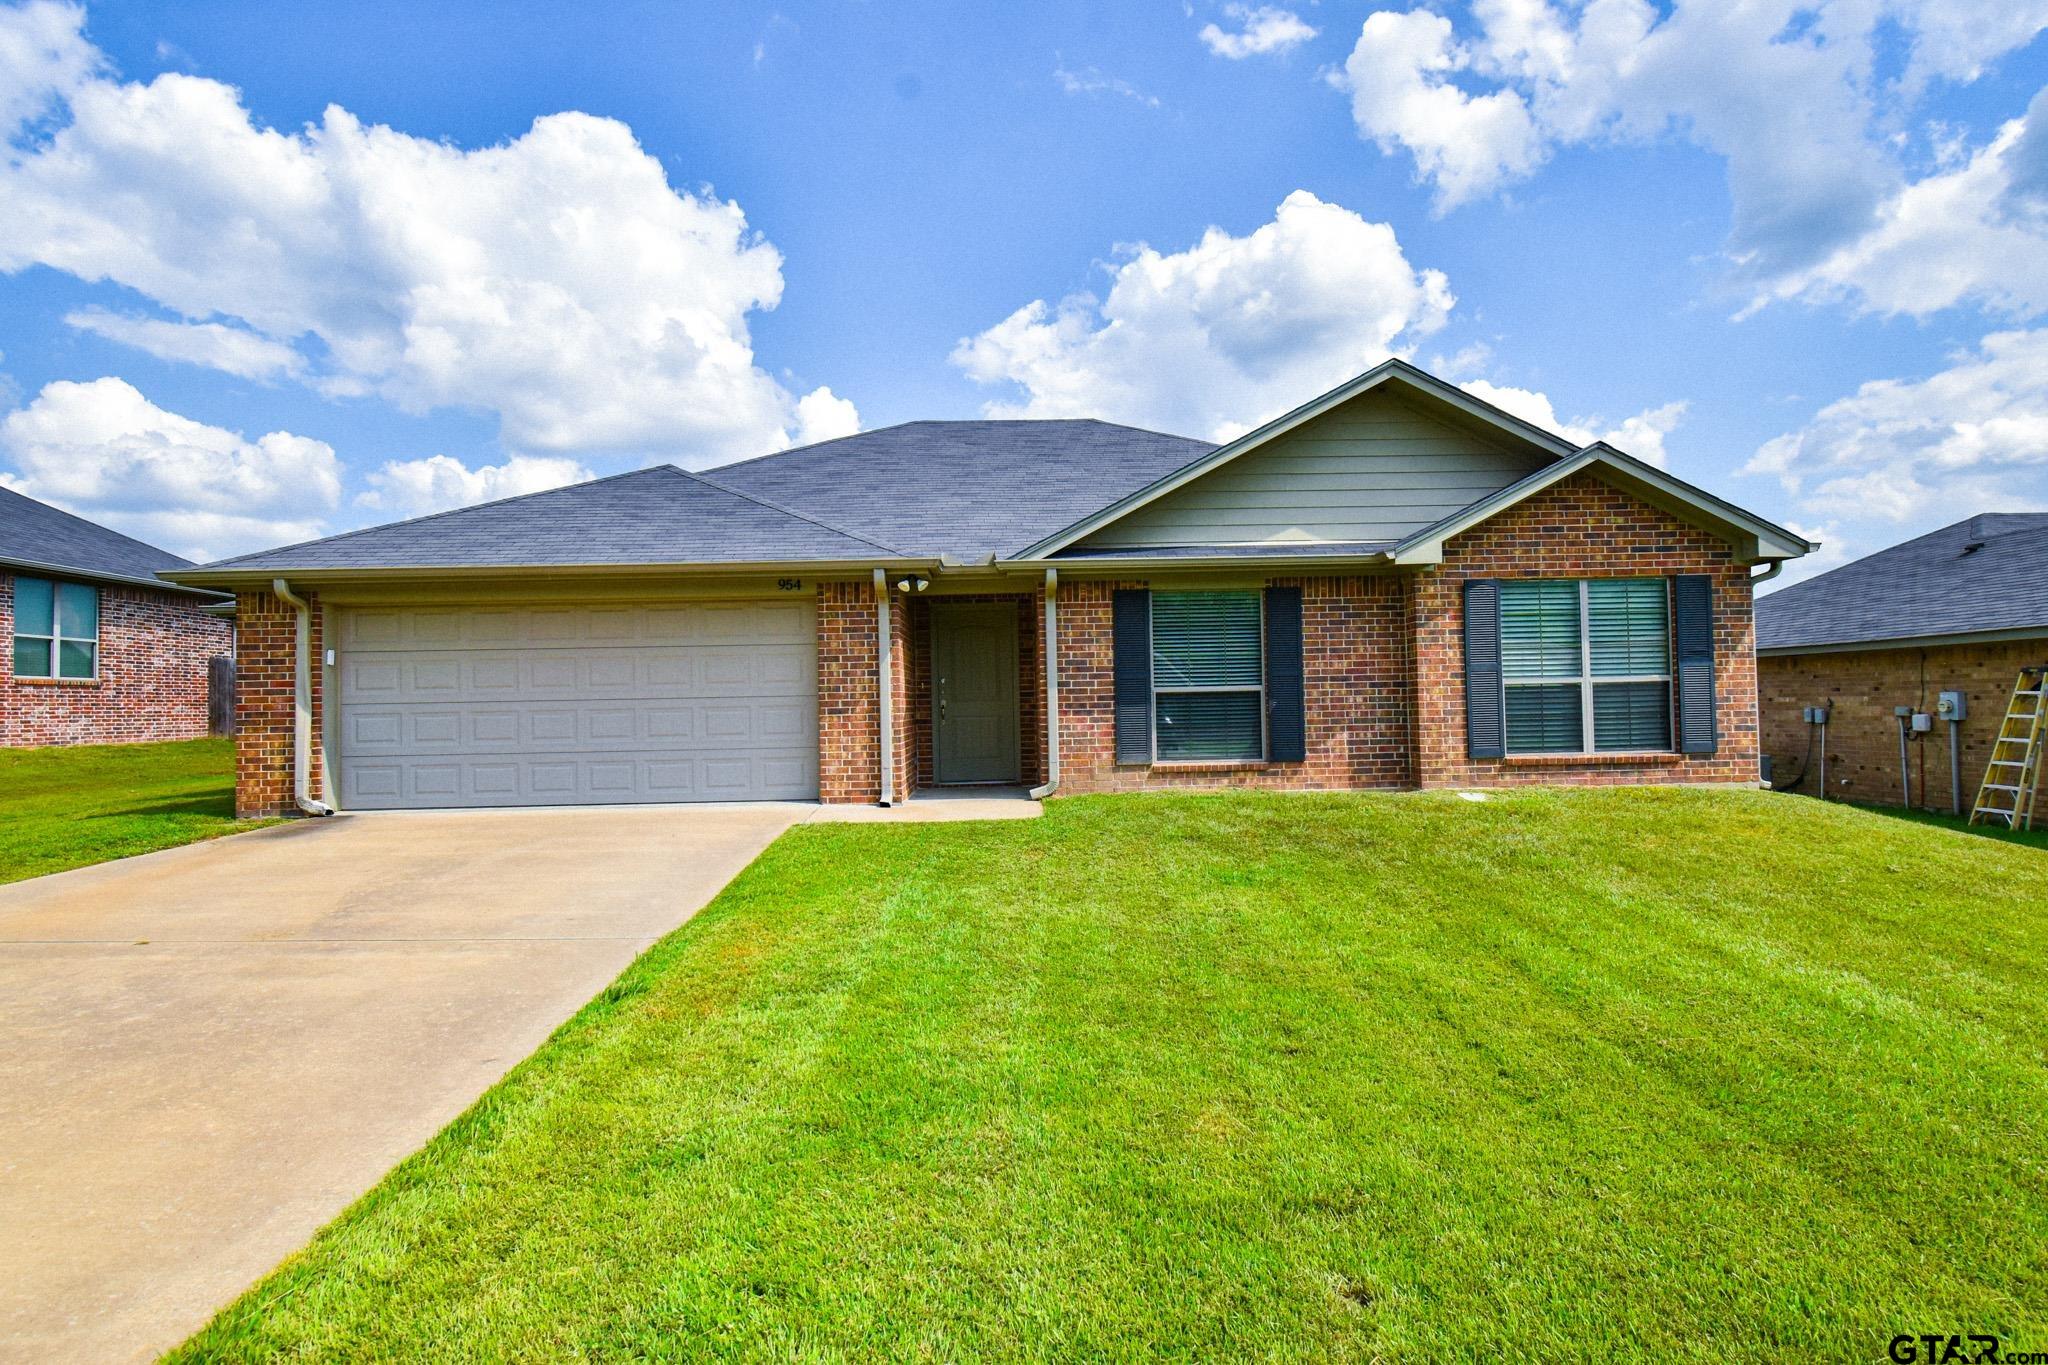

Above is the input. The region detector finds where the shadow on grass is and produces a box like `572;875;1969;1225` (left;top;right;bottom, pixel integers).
1780;792;2048;851
90;796;239;820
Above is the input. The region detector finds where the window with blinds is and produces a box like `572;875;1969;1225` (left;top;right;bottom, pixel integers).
1500;579;1671;754
1151;591;1264;760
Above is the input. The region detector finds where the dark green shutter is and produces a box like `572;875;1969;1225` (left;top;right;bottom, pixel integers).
1264;586;1304;762
1672;574;1717;755
1113;589;1153;764
1464;579;1505;759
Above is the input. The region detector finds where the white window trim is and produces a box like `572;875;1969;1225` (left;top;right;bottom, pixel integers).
11;576;100;681
1502;579;1672;756
1149;590;1267;762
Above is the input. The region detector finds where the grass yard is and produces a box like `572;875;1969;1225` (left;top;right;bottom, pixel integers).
178;789;2046;1361
0;737;269;884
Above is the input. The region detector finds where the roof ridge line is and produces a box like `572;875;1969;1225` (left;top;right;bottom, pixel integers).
684;469;911;557
701;423;916;477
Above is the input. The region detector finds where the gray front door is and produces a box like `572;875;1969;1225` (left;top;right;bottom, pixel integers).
933;603;1020;784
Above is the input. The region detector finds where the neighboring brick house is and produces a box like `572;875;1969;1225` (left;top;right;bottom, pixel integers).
163;360;1809;817
1;485;233;747
1757;514;2048;814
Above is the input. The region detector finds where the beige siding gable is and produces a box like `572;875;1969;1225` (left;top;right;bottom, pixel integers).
1076;388;1550;550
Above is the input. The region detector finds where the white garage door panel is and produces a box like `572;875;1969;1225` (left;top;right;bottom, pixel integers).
340;643;811;704
336;601;817;809
341;698;811;755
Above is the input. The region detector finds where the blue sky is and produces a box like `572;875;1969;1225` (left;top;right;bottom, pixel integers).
1;0;2045;584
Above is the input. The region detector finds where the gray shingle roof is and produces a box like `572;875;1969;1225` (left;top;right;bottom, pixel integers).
182;420;1217;575
704;420;1216;560
198;466;902;572
1756;513;2048;650
0;484;206;588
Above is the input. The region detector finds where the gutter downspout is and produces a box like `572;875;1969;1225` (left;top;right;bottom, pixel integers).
1029;568;1061;800
1750;560;1784;586
271;578;334;817
874;568;894;807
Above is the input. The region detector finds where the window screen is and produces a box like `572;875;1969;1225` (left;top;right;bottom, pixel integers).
1499;579;1670;753
1151;591;1263;761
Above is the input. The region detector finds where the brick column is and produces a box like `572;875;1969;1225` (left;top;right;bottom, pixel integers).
888;591;915;800
233;589;321;818
817;580;881;803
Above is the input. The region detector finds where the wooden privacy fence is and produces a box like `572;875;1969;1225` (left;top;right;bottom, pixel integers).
208;655;236;735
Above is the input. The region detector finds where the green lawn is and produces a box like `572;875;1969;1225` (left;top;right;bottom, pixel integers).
0;737;269;884
178;789;2046;1361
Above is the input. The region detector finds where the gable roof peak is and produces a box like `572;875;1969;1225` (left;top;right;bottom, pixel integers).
1011;356;1584;559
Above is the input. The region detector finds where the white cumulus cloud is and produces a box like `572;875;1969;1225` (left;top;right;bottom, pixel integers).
1331;9;1546;210
793;385;862;445
0;2;854;466
1332;0;2048;282
0;377;342;560
356;453;593;520
64;307;305;381
1751;89;2048;319
951;190;1453;440
1744;329;2048;546
1461;380;1687;467
1199;5;1317;59
0;0;96;134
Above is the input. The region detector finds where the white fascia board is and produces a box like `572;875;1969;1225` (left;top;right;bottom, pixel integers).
161;557;941;591
1388;445;1816;567
1757;625;2048;656
2;554;229;601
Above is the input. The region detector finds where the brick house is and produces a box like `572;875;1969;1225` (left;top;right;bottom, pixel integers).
163;361;1810;817
1;485;233;747
1757;514;2048;813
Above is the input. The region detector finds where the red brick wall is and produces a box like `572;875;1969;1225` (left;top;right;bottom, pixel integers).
1410;471;1759;788
818;580;883;803
1;572;231;747
1759;637;2046;810
1050;474;1760;796
233;590;323;818
1055;575;1413;795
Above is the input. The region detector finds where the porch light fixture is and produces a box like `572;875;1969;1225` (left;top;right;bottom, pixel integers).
895;575;930;593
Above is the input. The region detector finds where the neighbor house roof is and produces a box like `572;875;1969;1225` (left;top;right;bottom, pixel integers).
0;484;223;599
190;466;905;575
703;419;1217;561
1756;513;2048;653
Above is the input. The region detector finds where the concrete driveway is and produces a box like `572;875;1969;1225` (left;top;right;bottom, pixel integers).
0;804;806;1364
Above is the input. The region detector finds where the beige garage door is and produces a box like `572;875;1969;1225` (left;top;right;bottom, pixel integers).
335;600;817;809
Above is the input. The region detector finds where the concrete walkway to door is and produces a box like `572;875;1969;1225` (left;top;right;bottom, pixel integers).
0;804;805;1364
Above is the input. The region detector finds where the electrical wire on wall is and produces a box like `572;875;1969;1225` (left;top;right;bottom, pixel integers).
1776;697;1833;795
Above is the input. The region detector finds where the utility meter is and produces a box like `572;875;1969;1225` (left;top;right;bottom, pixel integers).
1937;690;1966;721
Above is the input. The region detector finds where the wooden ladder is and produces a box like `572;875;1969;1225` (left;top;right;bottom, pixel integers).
1971;665;2048;829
